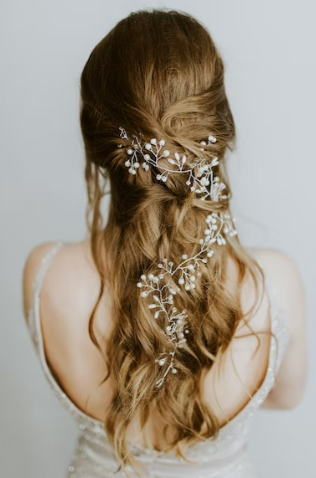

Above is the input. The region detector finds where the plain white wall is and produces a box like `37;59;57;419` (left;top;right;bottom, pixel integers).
1;1;315;477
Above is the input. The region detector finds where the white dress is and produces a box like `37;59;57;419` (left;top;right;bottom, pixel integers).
27;242;290;478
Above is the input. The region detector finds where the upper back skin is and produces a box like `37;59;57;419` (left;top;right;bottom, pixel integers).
22;239;306;450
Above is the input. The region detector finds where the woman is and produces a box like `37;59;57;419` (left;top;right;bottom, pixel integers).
23;9;307;478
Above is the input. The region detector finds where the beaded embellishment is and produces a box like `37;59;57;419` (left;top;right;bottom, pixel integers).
119;126;223;201
118;127;238;387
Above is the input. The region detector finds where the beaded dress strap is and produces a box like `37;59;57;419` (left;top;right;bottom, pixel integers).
257;259;290;370
27;241;64;356
32;242;64;298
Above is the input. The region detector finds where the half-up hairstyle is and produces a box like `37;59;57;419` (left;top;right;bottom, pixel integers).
80;8;263;476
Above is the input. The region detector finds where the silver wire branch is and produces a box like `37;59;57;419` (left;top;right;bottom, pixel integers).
136;212;237;387
118;126;238;387
118;127;224;201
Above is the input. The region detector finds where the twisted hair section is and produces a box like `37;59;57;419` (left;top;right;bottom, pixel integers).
80;8;264;476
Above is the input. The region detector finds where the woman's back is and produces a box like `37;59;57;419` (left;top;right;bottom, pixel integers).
23;239;302;454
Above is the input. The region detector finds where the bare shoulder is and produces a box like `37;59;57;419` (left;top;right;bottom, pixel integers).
246;247;306;333
248;247;301;276
247;247;304;297
22;239;101;324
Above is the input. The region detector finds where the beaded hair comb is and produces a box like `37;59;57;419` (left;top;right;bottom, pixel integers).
118;127;237;387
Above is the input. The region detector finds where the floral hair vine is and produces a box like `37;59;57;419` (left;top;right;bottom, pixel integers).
118;126;223;201
117;126;237;387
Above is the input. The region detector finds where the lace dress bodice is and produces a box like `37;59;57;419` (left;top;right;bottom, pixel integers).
27;242;290;478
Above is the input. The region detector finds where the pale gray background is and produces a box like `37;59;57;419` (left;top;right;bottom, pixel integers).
0;1;315;477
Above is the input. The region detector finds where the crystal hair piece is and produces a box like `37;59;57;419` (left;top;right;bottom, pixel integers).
118;126;223;201
118;127;237;387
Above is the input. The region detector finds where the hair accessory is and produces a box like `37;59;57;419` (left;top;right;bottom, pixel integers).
118;126;225;201
118;127;237;387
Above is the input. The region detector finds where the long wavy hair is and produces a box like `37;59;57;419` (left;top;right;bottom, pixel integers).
80;8;263;476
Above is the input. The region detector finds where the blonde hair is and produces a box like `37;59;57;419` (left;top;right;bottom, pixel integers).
80;8;263;475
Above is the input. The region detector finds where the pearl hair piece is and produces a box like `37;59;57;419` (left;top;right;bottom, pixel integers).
118;126;224;201
118;126;237;387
